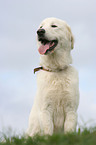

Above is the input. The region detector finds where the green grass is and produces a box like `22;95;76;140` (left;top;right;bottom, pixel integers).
0;128;96;145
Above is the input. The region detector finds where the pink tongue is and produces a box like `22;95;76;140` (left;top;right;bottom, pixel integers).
38;43;50;54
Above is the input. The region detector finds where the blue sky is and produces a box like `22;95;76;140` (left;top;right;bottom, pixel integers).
0;0;96;134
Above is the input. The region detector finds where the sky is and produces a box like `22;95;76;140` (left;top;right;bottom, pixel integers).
0;0;96;134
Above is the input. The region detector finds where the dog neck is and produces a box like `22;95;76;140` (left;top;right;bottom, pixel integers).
34;66;68;74
39;50;72;71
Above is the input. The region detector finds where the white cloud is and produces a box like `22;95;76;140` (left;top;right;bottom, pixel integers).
78;89;96;127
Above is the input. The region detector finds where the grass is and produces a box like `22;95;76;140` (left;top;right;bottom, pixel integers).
0;127;96;145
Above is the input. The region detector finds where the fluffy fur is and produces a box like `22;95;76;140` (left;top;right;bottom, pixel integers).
27;18;79;136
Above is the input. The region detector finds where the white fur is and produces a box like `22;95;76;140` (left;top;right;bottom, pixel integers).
27;18;79;136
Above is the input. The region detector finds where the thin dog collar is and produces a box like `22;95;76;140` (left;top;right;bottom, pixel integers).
34;66;51;74
34;66;68;74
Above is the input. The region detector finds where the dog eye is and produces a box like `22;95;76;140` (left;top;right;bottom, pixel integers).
40;26;43;28
51;25;58;28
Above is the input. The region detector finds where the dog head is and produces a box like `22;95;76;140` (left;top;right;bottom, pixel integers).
36;17;74;55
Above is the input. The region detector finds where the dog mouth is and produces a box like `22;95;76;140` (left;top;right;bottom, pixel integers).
38;37;58;55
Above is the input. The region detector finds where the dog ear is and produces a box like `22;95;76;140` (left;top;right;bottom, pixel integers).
71;34;74;49
66;25;74;49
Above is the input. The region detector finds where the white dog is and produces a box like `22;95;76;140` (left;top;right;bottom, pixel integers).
27;17;79;136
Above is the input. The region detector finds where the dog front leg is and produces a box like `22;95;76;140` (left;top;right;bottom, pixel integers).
39;110;53;135
64;111;77;133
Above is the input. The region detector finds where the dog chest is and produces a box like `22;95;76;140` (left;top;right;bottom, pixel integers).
37;70;70;91
37;70;72;109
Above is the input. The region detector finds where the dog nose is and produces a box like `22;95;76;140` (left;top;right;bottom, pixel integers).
37;29;45;36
